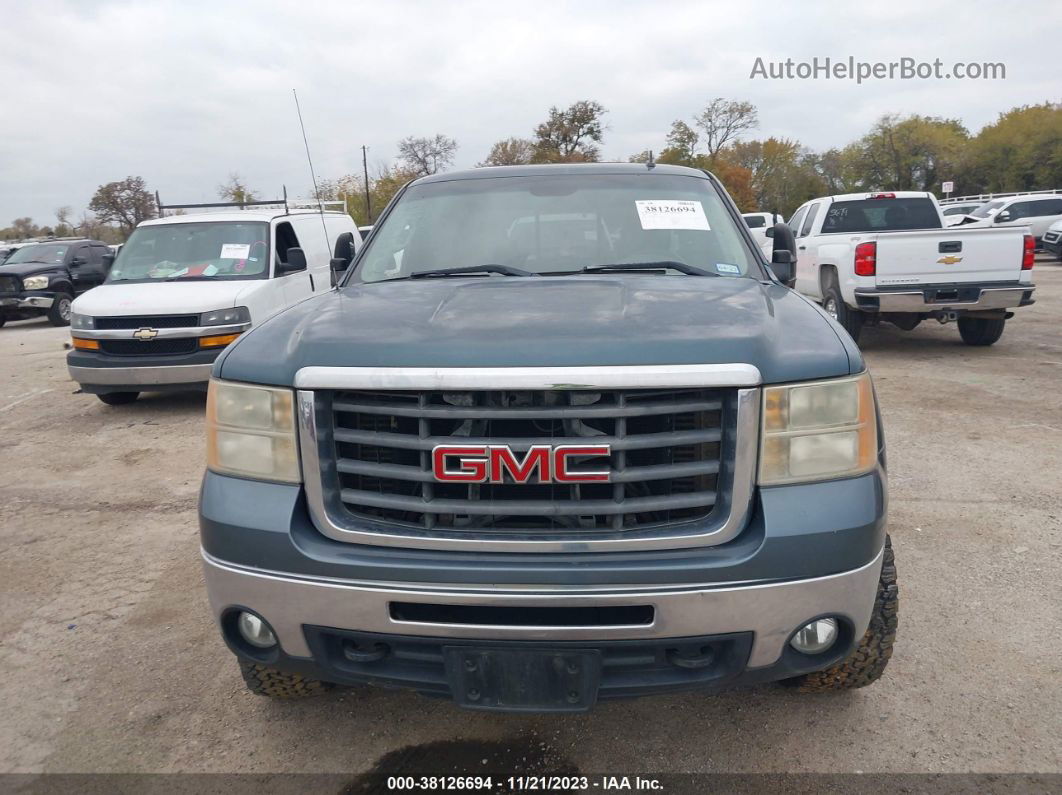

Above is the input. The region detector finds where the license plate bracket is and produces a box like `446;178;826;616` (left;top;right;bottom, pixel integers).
443;646;602;712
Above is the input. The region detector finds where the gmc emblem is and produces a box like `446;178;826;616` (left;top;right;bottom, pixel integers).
432;444;611;484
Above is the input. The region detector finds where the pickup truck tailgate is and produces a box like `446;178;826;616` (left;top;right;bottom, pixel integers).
873;228;1023;287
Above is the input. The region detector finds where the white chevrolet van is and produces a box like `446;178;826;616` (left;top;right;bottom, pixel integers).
68;200;360;405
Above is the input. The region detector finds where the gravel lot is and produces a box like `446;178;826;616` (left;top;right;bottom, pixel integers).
1;258;1059;782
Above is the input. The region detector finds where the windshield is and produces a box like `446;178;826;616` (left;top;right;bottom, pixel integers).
970;200;1005;219
942;205;975;216
351;173;758;283
107;221;269;282
4;243;69;265
820;197;942;233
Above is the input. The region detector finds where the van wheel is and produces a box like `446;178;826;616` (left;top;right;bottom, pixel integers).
784;535;898;692
96;391;139;406
958;316;1005;346
47;292;73;326
238;661;334;699
822;282;862;344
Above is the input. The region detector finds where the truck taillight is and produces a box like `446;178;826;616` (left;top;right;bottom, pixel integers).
1022;234;1035;270
854;242;877;276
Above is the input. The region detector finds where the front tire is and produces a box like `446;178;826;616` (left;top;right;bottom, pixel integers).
958;316;1005;346
46;292;73;326
784;535;898;692
238;661;334;699
822;282;863;344
96;391;139;406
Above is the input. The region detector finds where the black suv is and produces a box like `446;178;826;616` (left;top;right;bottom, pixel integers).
0;239;112;326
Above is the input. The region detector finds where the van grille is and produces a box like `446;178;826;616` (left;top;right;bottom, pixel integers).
320;388;729;534
95;315;199;329
98;339;198;356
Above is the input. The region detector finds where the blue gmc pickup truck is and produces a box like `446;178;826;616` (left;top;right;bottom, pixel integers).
198;163;897;711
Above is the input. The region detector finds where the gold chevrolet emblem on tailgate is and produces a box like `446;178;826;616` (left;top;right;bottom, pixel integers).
132;327;159;341
937;255;963;265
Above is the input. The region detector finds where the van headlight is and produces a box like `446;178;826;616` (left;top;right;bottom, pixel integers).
206;380;300;483
759;372;878;485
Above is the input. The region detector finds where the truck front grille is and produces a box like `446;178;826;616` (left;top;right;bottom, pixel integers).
321;388;730;534
98;338;198;356
95;315;199;329
0;276;21;295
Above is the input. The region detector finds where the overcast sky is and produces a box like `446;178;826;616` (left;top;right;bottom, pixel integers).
1;0;1059;224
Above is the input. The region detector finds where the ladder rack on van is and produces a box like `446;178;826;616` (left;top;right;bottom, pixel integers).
156;187;346;216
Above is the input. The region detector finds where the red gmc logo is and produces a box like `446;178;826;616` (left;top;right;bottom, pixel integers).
432;444;611;484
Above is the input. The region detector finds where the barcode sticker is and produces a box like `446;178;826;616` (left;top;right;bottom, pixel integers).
635;200;711;230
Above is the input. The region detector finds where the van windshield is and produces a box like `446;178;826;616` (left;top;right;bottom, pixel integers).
107;222;270;282
351;173;758;283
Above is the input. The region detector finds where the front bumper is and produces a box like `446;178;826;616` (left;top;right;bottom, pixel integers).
854;282;1035;313
66;348;222;393
1043;237;1062;257
200;466;887;704
0;293;55;311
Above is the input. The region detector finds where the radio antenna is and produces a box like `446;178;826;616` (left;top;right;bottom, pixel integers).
292;88;332;284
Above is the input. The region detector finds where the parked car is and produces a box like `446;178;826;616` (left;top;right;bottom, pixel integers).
0;238;112;327
743;212;783;257
66;204;361;405
1042;219;1062;261
788;191;1034;345
940;202;984;226
200;163;897;711
956;193;1062;243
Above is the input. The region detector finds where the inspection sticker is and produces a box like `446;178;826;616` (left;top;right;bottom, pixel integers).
635;200;710;231
716;263;740;274
219;243;251;260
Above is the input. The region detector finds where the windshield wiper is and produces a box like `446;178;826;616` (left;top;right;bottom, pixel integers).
574;261;718;277
408;264;534;279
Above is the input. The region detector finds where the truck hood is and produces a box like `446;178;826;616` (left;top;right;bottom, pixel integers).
71;279;267;316
219;276;860;387
0;261;65;279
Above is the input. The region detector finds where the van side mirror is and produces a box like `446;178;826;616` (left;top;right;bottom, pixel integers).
276;247;308;275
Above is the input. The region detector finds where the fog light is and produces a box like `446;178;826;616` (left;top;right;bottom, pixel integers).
790;618;839;654
237;611;277;649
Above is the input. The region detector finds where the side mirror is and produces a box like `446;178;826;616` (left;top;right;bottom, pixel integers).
995;211;1011;222
102;253;116;272
764;226;775;238
770;250;796;287
276;247;308;275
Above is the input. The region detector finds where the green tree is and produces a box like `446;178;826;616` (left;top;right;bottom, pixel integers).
966;102;1062;192
217;173;259;204
848;114;970;192
88;176;156;234
479;137;535;166
532;100;607;163
812;147;864;194
724;138;826;217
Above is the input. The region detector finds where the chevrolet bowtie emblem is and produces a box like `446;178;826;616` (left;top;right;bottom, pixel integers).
132;327;159;341
937;255;963;265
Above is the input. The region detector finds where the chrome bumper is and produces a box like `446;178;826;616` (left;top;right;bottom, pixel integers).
855;285;1033;313
201;544;884;669
0;295;54;309
68;362;214;386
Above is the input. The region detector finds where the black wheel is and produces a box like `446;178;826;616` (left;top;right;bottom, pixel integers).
96;391;139;406
238;660;334;699
958;316;1005;346
785;535;898;692
46;292;73;326
822;281;863;343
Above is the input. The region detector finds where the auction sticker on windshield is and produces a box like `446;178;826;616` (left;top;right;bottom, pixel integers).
219;243;251;259
635;200;710;231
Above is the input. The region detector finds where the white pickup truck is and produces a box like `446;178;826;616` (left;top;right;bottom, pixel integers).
785;191;1035;346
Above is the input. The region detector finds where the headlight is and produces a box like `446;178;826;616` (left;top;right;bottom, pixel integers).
206;380;300;483
201;306;251;326
23;275;49;290
759;372;878;485
70;312;94;330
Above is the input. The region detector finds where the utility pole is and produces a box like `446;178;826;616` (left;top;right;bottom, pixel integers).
362;145;372;223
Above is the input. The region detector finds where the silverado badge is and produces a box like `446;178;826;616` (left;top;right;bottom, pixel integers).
132;327;159;341
937;255;963;265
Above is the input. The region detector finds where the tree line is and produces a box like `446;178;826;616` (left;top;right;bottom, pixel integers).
3;98;1058;242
